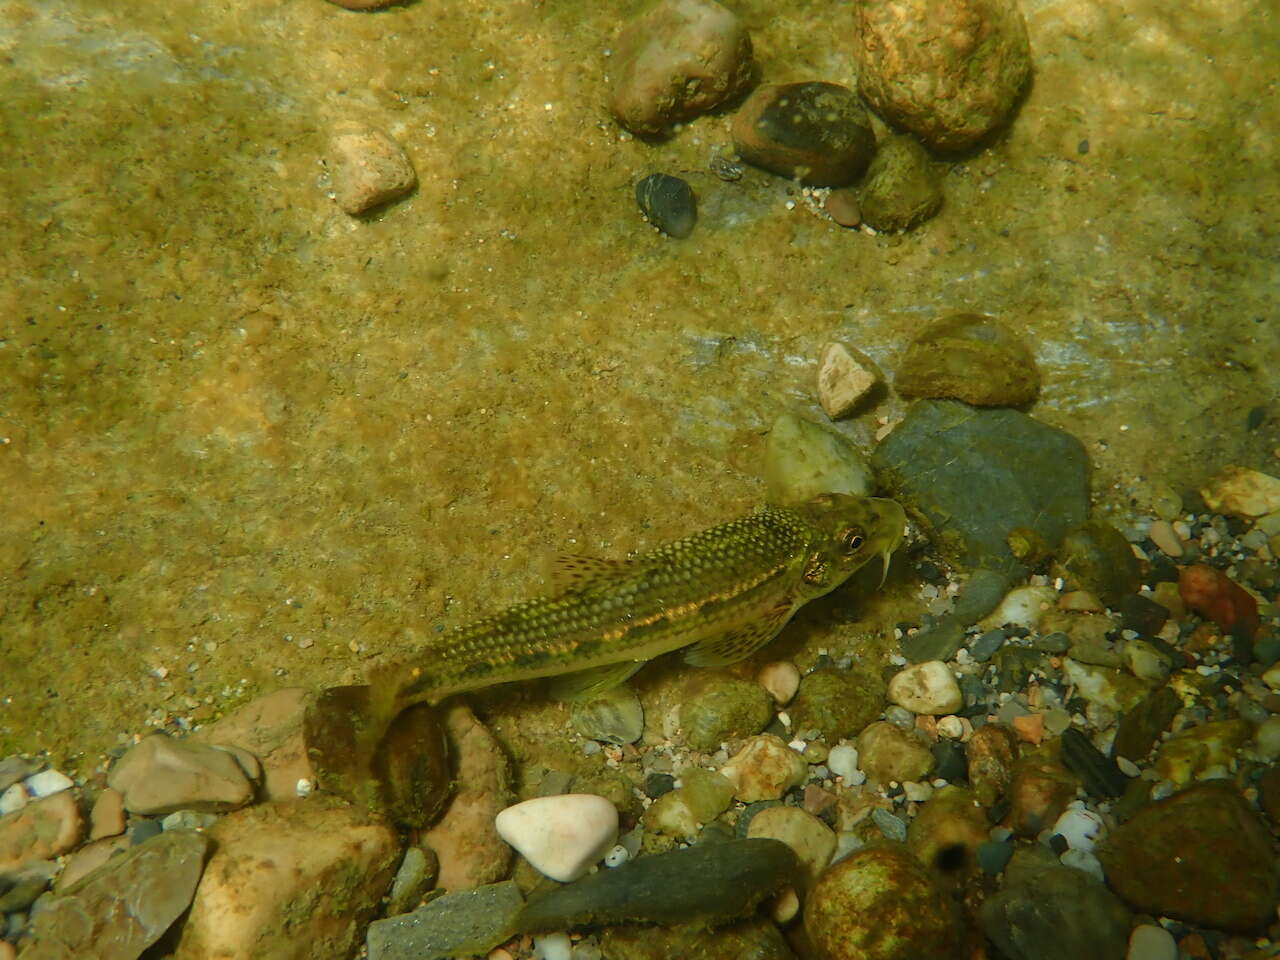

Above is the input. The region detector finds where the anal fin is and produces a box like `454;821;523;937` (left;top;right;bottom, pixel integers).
547;659;645;702
683;600;797;667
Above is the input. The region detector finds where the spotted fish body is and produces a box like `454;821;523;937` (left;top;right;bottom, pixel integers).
377;494;906;715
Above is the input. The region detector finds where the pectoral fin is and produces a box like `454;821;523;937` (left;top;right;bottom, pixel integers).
546;659;646;702
682;600;797;667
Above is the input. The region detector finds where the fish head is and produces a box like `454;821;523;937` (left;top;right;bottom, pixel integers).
792;494;907;597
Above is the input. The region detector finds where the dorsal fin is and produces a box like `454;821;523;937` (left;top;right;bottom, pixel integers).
682;599;797;667
550;554;629;592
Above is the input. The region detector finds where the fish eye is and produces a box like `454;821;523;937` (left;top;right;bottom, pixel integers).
841;528;865;553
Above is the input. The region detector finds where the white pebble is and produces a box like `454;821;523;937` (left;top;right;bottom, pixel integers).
936;715;966;739
1147;520;1184;557
826;743;861;782
980;585;1058;631
757;661;801;705
902;780;933;803
24;769;73;798
1126;923;1177;960
295;778;315;798
887;660;963;715
534;931;573;960
603;844;629;868
1051;806;1106;852
1115;756;1141;778
495;794;619;882
1060;847;1105;882
0;783;29;815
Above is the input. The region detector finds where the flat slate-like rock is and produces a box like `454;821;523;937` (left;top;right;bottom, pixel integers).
872;400;1089;576
22;830;209;960
366;881;524;960
516;837;801;932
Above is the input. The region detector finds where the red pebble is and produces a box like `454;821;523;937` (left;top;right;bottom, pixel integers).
1178;564;1260;640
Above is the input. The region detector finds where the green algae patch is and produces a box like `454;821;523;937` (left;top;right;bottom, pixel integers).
516;838;802;933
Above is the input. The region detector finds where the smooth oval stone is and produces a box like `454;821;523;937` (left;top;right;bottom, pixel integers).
895;314;1039;408
732;81;876;186
859;134;942;232
635;173;696;238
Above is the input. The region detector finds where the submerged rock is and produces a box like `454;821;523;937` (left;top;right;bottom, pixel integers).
764;413;874;506
804;843;965;960
678;673;774;750
302;684;451;828
635;173;697;239
174;799;400;960
571;684;645;745
516;837;801;932
854;0;1031;152
608;0;754;137
1052;521;1142;605
872;399;1089;580
23;830;209;960
788;666;885;743
894;313;1038;408
601;915;793;960
979;846;1130;960
495;794;619;883
108;734;257;816
858;135;942;233
732;81;877;186
366;881;524;960
328;123;416;216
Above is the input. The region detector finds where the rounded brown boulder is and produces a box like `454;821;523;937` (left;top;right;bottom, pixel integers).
894;313;1040;407
804;843;966;960
609;0;754;137
854;0;1031;152
732;81;876;186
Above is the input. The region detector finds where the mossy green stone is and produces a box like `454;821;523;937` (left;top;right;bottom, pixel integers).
789;667;885;743
859;134;943;233
895;314;1039;407
1051;521;1142;605
680;675;774;751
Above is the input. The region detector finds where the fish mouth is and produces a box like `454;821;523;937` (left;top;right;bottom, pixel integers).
866;497;907;587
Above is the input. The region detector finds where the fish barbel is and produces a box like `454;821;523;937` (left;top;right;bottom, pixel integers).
367;494;905;726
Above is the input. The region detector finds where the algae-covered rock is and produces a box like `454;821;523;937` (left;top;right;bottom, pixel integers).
366;881;524;960
788;667;885;743
855;722;934;785
570;685;645;745
643;768;735;840
854;0;1031;152
679;673;774;750
764;413;875;506
516;838;802;933
732;81;877;186
979;846;1130;960
1051;521;1142;605
302;685;451;828
1151;718;1251;787
871;400;1089;577
906;786;989;882
895;314;1038;407
602;915;793;960
859;135;942;233
1097;781;1279;932
804;843;965;960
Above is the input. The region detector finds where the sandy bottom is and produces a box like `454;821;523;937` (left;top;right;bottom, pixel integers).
0;0;1275;768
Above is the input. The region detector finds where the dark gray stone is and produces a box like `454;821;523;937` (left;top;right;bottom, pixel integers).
872;400;1090;577
979;847;1130;960
367;881;524;960
636;173;696;239
517;838;801;932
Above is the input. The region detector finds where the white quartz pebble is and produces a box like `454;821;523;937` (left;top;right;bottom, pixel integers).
1051;805;1106;852
826;743;862;783
887;660;963;715
495;793;619;882
534;931;573;960
25;769;74;797
1126;923;1177;960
